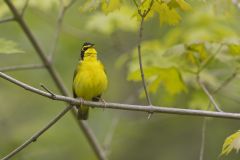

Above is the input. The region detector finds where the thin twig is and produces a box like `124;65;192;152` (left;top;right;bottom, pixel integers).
4;1;107;160
198;69;238;160
1;105;74;160
199;118;207;160
20;0;30;17
40;84;56;99
213;70;238;94
0;64;45;72
198;44;223;74
134;0;154;117
48;0;76;62
132;0;139;8
3;72;240;120
197;78;223;112
0;17;14;24
103;117;119;156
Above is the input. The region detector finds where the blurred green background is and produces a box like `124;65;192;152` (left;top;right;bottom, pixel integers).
0;0;240;159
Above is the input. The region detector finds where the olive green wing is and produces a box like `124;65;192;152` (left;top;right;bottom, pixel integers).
72;62;80;98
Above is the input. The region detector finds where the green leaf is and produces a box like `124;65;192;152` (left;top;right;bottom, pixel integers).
221;130;240;156
0;39;24;54
101;0;121;14
127;66;162;81
184;42;208;65
158;67;187;95
175;0;191;11
128;66;187;95
154;2;181;26
228;44;240;56
85;6;138;34
188;91;211;110
79;0;101;12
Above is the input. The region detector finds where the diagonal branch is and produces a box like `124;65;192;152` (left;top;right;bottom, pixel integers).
0;64;45;72
20;0;30;17
4;1;107;160
197;78;223;112
103;117;119;156
48;0;76;62
2;71;240;120
1;105;74;160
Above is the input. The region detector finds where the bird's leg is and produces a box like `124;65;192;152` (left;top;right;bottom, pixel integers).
76;97;84;109
99;98;107;110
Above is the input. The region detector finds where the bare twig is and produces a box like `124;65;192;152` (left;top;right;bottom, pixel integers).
134;0;154;118
199;118;207;160
4;1;107;160
40;84;56;98
213;70;238;94
20;0;30;17
0;64;44;72
198;69;238;160
3;72;240;120
103;117;119;156
1;105;74;160
197;78;223;112
198;44;223;74
48;0;76;62
0;17;14;24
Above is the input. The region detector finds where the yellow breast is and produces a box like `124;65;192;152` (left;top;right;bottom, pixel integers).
73;58;108;100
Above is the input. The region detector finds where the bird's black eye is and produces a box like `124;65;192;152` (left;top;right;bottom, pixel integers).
80;42;95;60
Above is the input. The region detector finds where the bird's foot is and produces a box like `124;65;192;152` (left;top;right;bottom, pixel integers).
94;97;107;110
76;97;84;108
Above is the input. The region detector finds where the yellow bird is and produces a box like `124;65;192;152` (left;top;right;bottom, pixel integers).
73;42;108;120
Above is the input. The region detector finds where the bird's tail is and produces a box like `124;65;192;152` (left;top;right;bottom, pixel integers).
77;105;89;120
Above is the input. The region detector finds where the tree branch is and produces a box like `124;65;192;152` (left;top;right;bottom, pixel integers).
103;117;119;156
213;69;238;94
20;0;30;17
0;64;45;72
48;0;76;62
2;71;240;120
0;17;14;24
134;0;154;115
199;118;207;160
4;1;107;160
197;78;223;112
1;105;74;160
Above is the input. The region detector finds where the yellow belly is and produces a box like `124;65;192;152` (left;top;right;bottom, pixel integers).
73;59;108;100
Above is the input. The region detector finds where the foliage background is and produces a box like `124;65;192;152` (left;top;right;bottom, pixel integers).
0;0;240;159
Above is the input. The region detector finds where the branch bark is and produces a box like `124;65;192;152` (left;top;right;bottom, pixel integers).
0;64;44;72
2;71;240;120
1;105;74;160
48;0;76;62
134;0;154;117
0;17;14;24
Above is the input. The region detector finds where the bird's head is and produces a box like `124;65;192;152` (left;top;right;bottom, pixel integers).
81;42;97;60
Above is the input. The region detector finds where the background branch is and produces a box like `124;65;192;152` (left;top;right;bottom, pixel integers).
103;117;119;156
48;0;76;62
1;105;74;160
199;118;207;160
0;64;44;72
4;1;107;160
0;17;14;24
197;78;223;112
20;0;30;17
